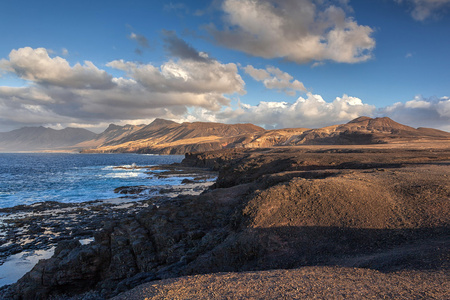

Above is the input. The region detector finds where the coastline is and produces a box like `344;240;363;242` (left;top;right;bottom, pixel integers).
0;163;217;289
1;146;449;299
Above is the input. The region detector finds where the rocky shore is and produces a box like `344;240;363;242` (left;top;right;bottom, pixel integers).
1;145;449;299
0;165;216;294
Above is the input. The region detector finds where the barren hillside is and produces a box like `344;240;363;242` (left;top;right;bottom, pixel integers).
81;117;450;154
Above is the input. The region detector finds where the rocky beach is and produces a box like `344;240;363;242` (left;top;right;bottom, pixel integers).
1;143;449;299
0;164;216;292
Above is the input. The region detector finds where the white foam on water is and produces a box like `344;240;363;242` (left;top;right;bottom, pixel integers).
104;171;145;178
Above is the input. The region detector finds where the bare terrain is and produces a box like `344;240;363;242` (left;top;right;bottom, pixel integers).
81;117;450;154
1;140;448;299
113;267;449;299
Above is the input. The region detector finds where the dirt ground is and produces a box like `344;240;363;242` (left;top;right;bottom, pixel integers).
2;142;449;299
112;142;450;300
112;266;449;299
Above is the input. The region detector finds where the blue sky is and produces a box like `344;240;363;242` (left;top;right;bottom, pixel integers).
0;0;449;132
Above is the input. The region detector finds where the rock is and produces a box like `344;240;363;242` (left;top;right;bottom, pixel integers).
2;147;450;299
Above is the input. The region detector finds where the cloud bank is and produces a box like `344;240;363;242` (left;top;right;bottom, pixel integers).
216;93;376;129
0;46;244;131
380;95;450;131
210;0;375;64
0;46;448;133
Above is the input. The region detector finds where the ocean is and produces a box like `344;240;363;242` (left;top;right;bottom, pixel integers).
0;153;184;209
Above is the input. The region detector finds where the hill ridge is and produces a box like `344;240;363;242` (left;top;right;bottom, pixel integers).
81;116;450;154
2;117;449;153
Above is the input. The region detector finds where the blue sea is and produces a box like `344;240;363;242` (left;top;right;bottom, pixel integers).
0;153;184;209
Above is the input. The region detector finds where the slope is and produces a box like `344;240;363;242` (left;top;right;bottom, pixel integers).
83;119;266;154
0;127;97;152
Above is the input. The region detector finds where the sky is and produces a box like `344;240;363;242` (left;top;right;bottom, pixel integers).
0;0;449;133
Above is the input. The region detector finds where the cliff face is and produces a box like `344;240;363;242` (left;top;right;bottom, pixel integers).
81;117;450;154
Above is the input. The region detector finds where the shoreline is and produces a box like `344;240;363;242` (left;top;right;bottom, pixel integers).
0;163;217;288
1;145;449;299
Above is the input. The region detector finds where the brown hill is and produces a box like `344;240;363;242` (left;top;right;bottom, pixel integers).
82;119;265;154
74;123;146;149
80;117;450;154
281;116;450;145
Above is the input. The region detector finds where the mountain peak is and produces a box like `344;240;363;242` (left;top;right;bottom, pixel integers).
149;118;178;127
347;116;373;123
105;124;122;132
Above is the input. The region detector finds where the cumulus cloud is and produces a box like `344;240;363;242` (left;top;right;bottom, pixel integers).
210;0;375;64
395;0;450;20
244;65;306;96
0;45;245;131
0;47;115;89
380;95;450;131
107;58;244;101
216;93;376;129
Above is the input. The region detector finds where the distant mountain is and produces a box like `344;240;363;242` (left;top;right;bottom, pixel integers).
81;117;450;154
0;126;97;152
74;123;146;149
81;119;266;154
3;117;448;153
283;116;450;145
240;116;450;147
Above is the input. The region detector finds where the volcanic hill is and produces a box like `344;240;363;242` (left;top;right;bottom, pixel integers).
81;116;450;154
80;119;266;154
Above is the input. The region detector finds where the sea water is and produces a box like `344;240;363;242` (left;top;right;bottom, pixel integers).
0;153;184;209
0;153;186;287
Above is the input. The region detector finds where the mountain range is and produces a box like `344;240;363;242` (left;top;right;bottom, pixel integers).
0;117;449;153
0;126;97;152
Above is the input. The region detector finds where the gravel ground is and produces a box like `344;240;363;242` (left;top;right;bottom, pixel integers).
112;266;449;299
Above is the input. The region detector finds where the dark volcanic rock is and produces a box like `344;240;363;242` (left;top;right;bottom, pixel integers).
2;147;450;299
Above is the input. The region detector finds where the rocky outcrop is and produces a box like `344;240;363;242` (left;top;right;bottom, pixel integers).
3;146;450;299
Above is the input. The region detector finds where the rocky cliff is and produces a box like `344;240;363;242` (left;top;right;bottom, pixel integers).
3;145;449;299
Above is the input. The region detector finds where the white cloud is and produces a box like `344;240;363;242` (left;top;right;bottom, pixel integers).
380;95;450;131
0;46;245;130
395;0;450;20
210;0;375;64
244;65;306;96
107;58;245;99
0;47;114;89
216;93;376;129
